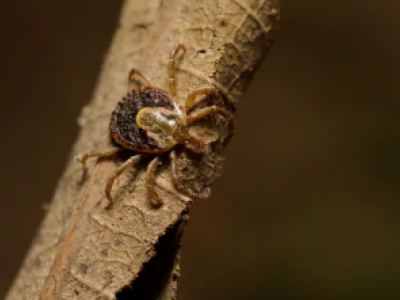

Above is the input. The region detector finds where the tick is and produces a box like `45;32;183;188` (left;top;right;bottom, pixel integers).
76;44;235;207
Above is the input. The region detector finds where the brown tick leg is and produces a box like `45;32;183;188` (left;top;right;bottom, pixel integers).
169;44;186;97
75;148;121;165
146;157;163;207
185;87;221;111
187;106;235;147
185;135;206;154
105;154;142;204
128;68;152;92
169;150;207;200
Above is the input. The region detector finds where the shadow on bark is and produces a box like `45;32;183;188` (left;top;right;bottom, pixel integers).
116;219;185;300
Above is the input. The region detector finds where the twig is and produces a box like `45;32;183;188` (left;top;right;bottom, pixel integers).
6;0;279;299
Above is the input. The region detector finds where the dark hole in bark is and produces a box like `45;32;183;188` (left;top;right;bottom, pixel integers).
116;219;184;300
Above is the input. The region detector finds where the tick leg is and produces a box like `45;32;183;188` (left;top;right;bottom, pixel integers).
105;154;142;204
185;135;206;154
146;157;163;206
187;106;235;147
169;150;208;200
169;44;186;97
75;147;122;165
128;68;152;92
185;87;222;111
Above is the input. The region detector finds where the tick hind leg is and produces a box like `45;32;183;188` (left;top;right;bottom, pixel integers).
128;68;152;92
187;106;235;147
169;44;187;97
104;154;142;205
146;157;164;207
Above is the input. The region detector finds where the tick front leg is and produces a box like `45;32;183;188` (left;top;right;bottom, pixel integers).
185;87;222;111
169;150;208;200
169;44;186;97
75;147;122;165
187;106;235;147
146;157;163;207
128;68;152;92
105;154;142;204
185;135;206;154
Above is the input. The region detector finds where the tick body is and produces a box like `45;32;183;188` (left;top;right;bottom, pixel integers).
110;86;184;153
76;45;235;207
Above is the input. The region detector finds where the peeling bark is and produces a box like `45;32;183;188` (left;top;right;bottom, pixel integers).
6;0;279;299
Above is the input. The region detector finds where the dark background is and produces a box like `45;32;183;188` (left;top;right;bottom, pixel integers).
1;1;399;299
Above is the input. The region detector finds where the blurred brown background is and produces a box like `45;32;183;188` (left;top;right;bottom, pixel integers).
0;1;399;299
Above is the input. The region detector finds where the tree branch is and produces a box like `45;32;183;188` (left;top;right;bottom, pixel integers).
6;0;279;299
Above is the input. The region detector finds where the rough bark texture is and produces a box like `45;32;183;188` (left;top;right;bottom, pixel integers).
6;0;279;299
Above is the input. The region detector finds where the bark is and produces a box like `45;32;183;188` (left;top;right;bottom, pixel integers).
6;0;279;299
